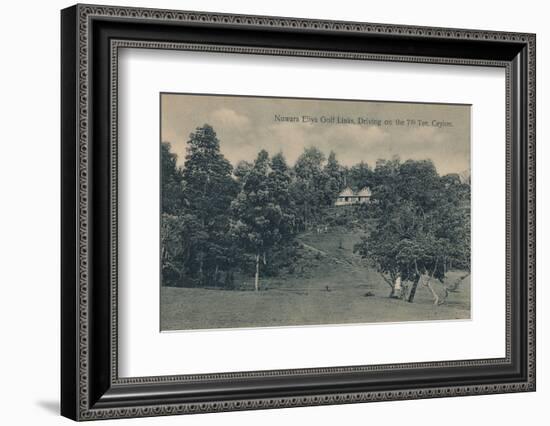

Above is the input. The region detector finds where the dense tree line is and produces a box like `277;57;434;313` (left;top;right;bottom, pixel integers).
161;125;238;288
354;158;470;303
161;124;351;289
161;123;470;301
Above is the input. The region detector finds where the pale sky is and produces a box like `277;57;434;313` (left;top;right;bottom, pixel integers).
161;93;470;176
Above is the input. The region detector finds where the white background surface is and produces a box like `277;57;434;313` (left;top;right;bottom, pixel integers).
119;50;505;377
0;0;547;425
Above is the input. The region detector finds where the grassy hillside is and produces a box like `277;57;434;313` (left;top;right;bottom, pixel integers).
161;227;470;331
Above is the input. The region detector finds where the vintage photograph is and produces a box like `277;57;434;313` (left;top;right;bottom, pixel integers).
160;93;471;331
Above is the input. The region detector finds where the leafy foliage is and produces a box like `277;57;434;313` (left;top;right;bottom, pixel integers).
347;161;373;191
292;147;328;230
354;159;470;302
322;151;345;206
161;125;470;300
161;142;184;215
230;150;296;290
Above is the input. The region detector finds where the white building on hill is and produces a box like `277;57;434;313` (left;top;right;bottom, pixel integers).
335;187;372;206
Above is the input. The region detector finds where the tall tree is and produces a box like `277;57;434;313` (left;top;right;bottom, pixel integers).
268;152;296;236
230;150;287;291
182;124;237;220
181;124;238;286
293;147;326;230
348;161;372;191
323;151;344;205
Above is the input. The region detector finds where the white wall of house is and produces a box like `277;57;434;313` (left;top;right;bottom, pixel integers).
335;188;371;206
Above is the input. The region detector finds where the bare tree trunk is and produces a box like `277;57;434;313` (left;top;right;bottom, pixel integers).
424;278;439;305
394;275;402;298
386;275;402;299
438;273;470;305
381;273;396;298
446;273;470;293
408;260;421;303
440;288;450;305
407;277;420;302
254;253;260;292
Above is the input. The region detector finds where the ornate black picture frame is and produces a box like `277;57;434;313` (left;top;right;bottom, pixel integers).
61;4;536;421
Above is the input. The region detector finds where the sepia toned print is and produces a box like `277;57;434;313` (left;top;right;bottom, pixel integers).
160;93;471;331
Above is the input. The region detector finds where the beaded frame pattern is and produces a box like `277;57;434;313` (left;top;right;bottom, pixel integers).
74;4;535;420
